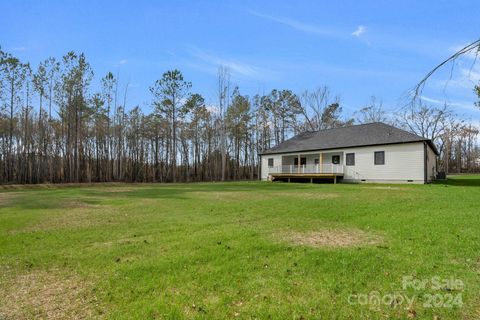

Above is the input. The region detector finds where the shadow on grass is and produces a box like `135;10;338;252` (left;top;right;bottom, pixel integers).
3;181;316;210
435;175;480;187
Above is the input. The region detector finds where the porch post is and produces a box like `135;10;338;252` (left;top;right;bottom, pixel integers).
319;153;323;173
297;154;300;173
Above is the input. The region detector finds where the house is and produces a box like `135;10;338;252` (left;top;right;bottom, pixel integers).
260;122;439;184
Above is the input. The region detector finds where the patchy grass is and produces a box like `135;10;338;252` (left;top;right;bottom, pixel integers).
283;228;383;248
0;176;479;319
188;190;269;202
13;206;121;233
274;191;340;200
0;268;100;319
0;192;20;206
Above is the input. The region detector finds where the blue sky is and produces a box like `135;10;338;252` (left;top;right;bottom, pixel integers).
2;0;479;121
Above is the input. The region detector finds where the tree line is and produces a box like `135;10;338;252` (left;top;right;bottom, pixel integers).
0;48;479;184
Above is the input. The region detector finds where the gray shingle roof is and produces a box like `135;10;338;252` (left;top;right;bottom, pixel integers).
261;122;439;155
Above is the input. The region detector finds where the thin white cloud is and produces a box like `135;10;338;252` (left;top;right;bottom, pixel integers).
164;50;176;57
460;64;480;82
249;10;336;36
433;63;480;90
449;44;480;60
352;25;366;37
420;96;448;105
10;47;26;51
421;95;477;112
119;59;128;65
422;96;480;143
188;47;273;79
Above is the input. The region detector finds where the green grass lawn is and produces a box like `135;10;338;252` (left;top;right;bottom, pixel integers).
1;176;479;319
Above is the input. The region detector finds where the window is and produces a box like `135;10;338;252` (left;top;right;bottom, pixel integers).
346;153;355;166
294;157;306;166
374;151;385;165
332;155;340;165
268;158;274;167
314;158;319;165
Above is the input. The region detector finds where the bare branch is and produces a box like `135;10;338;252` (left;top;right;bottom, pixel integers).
412;39;480;103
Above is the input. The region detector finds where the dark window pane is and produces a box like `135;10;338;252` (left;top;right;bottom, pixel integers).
332;155;340;164
268;158;274;167
294;157;307;165
346;153;355;166
374;151;385;165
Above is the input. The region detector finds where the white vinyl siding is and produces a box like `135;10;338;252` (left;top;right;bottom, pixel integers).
261;154;282;180
261;142;433;183
342;143;425;183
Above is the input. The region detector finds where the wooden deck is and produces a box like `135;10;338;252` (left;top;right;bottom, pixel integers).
270;173;344;183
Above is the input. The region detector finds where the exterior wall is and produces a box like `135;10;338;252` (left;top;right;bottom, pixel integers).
426;144;437;182
262;142;432;183
322;152;343;166
342;142;425;183
261;154;282;180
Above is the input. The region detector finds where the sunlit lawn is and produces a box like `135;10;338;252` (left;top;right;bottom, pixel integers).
1;176;479;319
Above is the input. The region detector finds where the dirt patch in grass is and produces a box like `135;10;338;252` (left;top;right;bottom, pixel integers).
0;269;101;320
283;228;382;248
274;192;340;200
14;206;121;233
189;191;267;201
0;192;20;206
60;199;102;208
89;235;154;248
98;187;136;193
371;186;403;190
461;297;480;320
36;209;116;231
0;183;142;191
190;191;339;202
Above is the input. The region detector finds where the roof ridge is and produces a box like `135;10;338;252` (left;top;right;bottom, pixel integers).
304;122;386;134
306;122;429;140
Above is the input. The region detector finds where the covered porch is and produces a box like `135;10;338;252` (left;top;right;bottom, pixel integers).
268;151;345;183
